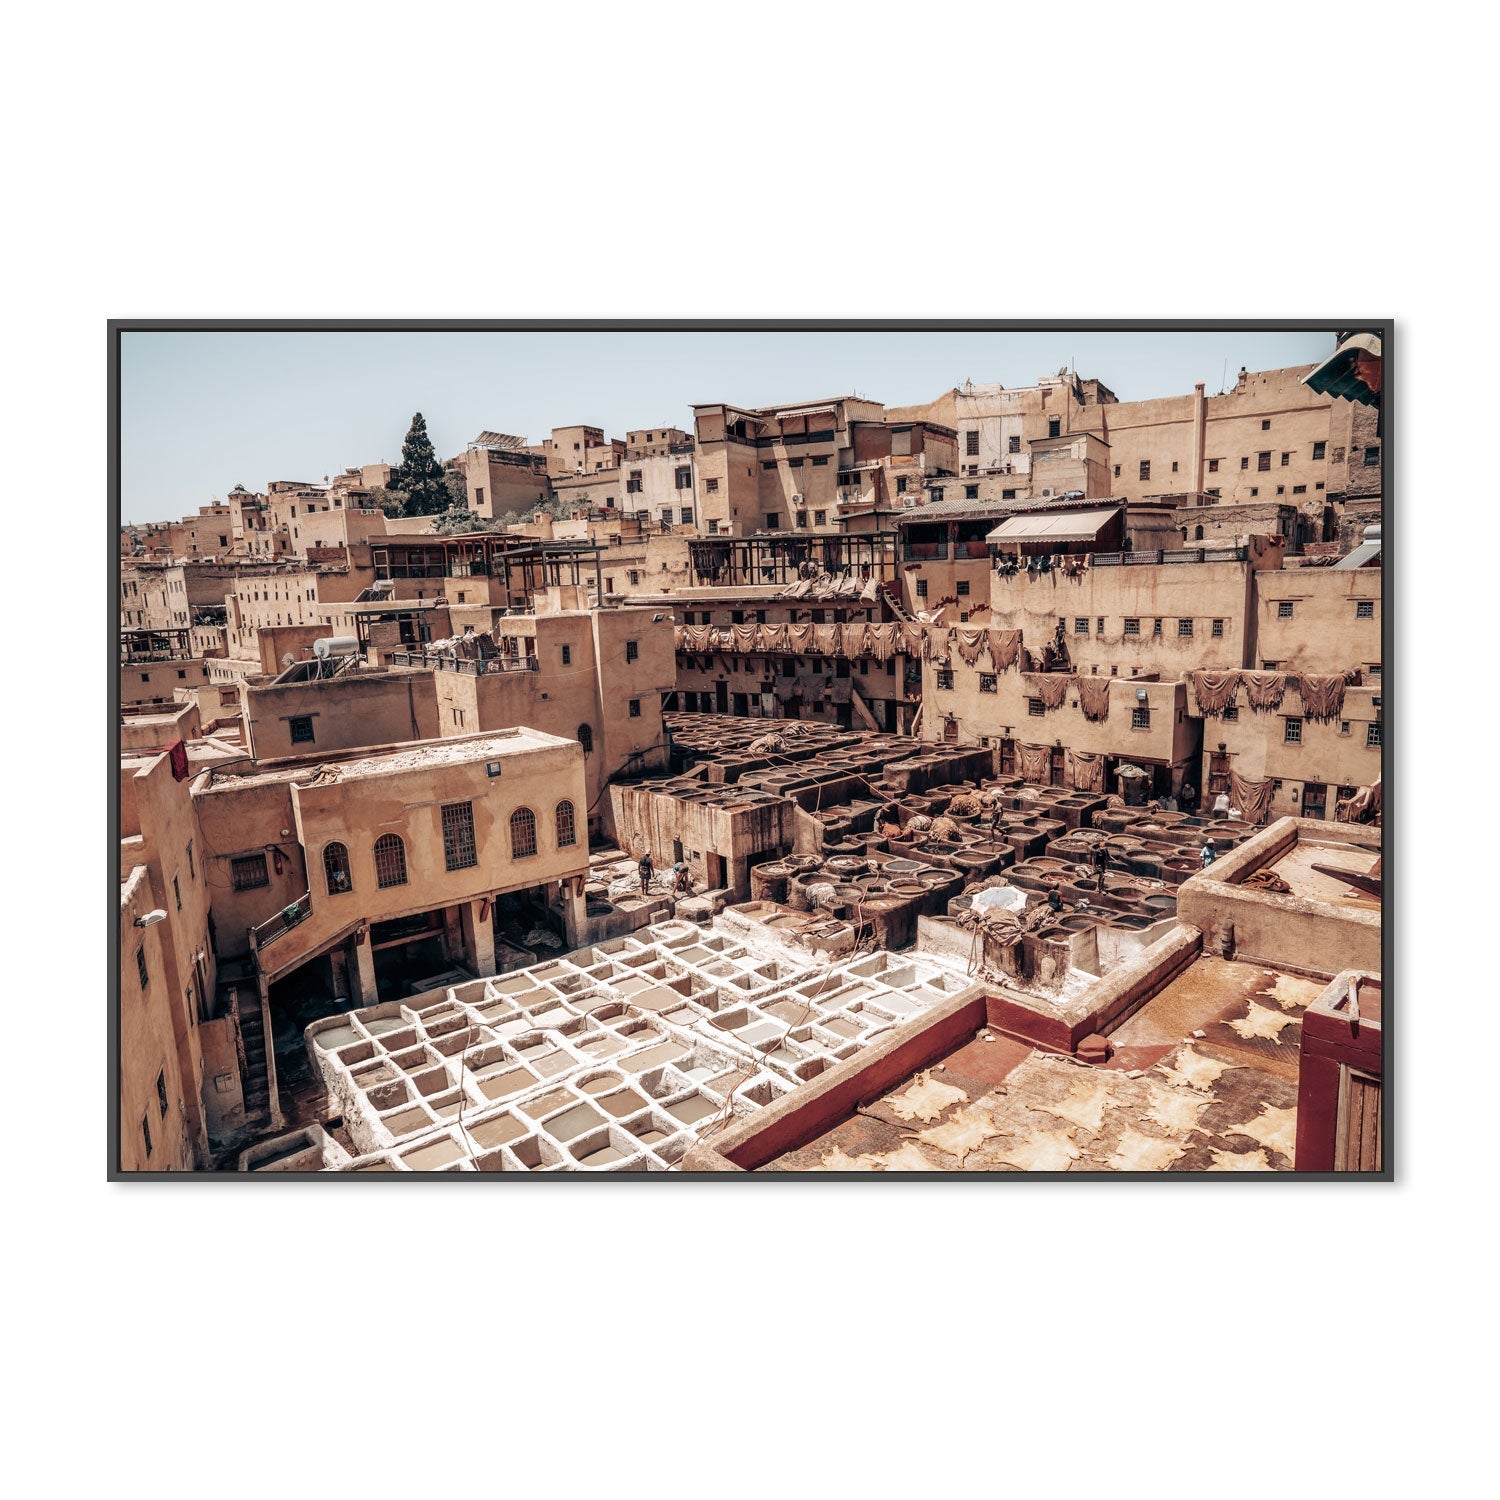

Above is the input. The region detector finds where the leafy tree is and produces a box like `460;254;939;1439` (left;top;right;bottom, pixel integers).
390;412;449;516
370;487;409;517
435;507;507;534
444;468;470;512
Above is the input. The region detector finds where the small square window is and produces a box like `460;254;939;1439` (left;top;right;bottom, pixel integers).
1284;717;1303;743
625;640;639;663
1208;458;1220;473
1113;465;1121;478
629;699;641;717
289;715;315;744
705;478;719;494
1153;619;1162;636
1131;706;1150;729
1356;600;1374;619
1340;721;1351;736
1027;698;1045;716
1261;419;1271;431
1223;705;1239;721
936;668;954;690
1124;618;1140;635
1313;441;1326;460
1277;601;1294;619
956;580;970;597
915;578;928;599
1241;456;1249;470
1366;721;1382;747
1074;618;1089;634
231;854;269;891
1178;619;1193;637
979;674;997;694
1281;452;1290;466
1097;618;1105;633
1139;460;1151;482
965;485;979;499
1258;452;1271;472
1364;446;1380;467
1212;619;1224;637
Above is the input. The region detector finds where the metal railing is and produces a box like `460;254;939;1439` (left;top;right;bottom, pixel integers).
391;650;538;674
1091;546;1248;568
902;541;950;560
250;892;312;950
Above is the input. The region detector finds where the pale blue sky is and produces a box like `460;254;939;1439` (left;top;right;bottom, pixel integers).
119;328;1335;522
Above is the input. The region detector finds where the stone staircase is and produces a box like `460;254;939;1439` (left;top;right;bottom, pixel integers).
235;989;272;1135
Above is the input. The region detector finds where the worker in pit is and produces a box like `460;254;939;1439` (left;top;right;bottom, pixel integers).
638;849;654;897
1200;839;1218;870
1092;841;1109;891
671;861;694;896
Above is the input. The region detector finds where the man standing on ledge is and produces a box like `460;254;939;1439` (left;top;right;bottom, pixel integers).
638;849;654;898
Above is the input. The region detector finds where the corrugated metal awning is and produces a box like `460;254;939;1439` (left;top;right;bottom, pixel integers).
1303;333;1382;406
986;506;1120;544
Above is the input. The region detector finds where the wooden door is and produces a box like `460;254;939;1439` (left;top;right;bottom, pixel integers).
1302;782;1327;820
1208;752;1231;797
1336;1070;1382;1172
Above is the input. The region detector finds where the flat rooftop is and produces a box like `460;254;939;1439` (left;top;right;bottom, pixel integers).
1267;837;1382;910
198;728;572;792
757;953;1319;1173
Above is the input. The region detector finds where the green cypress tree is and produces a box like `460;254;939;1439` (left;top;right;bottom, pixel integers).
390;412;449;515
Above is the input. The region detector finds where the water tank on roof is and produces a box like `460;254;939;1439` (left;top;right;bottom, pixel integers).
313;636;358;659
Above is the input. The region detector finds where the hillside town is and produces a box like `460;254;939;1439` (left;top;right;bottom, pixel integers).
118;334;1384;1174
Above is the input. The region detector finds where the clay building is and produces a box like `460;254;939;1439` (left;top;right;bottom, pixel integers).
534;424;625;478
120;864;198;1171
190;728;591;1130
690;395;887;536
831;418;959;535
120;748;235;1166
620;444;697;530
235;587;672;840
451;432;552;519
891;349;1382;544
909;519;1380;820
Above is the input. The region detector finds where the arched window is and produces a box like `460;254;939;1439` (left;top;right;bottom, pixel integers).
1195;524;1204;541
373;833;407;889
510;807;537;859
577;723;593;754
323;841;352;895
555;800;577;848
